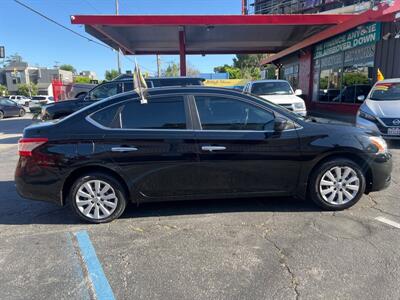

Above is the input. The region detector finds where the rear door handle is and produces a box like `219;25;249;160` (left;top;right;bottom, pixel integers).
201;145;226;152
111;147;138;152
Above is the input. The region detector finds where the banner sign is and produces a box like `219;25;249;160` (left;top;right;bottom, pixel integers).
314;23;381;59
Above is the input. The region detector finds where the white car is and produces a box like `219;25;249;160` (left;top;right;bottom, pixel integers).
28;95;55;113
243;80;307;116
9;95;31;106
356;78;400;140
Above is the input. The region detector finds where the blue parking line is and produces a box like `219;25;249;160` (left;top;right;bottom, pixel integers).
74;230;115;300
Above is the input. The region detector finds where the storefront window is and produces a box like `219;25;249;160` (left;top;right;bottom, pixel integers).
314;44;375;104
283;64;299;89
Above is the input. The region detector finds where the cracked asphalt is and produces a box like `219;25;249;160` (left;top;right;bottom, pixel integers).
1;115;400;300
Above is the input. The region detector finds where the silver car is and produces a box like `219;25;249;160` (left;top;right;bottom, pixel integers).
356;78;400;140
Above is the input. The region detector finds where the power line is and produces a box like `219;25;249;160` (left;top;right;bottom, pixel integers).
14;0;111;50
13;0;156;75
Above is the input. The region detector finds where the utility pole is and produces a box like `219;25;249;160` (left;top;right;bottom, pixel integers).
156;54;161;77
115;0;121;74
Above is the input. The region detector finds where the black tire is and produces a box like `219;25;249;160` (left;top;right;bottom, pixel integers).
0;110;4;120
309;158;366;210
69;172;127;223
19;108;26;117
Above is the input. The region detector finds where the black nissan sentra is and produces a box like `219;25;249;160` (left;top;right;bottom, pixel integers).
15;87;392;223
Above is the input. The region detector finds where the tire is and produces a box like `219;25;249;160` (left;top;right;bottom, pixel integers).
69;172;127;223
19;108;26;117
309;158;366;210
0;110;3;120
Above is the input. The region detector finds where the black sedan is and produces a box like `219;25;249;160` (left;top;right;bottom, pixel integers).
15;87;392;223
0;98;26;119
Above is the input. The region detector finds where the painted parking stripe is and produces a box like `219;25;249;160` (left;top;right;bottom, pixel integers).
74;230;115;300
375;216;400;229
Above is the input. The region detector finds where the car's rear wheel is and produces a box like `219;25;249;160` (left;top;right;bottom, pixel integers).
309;158;366;210
0;110;4;120
19;108;25;117
69;173;127;223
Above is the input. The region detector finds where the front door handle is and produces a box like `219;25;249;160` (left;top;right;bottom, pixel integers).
201;145;226;152
111;147;138;152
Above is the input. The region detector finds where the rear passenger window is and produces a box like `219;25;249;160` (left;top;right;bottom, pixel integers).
91;96;187;130
195;96;275;131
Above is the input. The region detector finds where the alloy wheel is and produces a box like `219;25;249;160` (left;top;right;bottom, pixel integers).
319;166;360;205
75;180;118;220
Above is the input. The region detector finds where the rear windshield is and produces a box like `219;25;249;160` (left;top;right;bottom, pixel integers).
370;83;400;101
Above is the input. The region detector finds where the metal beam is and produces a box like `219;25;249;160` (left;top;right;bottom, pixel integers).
179;28;186;76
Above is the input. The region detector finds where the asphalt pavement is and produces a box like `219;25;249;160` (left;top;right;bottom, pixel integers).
1;114;400;300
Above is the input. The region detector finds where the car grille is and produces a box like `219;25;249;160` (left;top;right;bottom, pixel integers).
281;104;293;111
380;118;400;127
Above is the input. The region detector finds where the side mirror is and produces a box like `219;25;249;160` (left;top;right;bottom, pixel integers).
274;117;288;132
294;89;303;96
357;95;366;102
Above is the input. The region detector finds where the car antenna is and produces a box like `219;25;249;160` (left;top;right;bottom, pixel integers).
133;57;148;104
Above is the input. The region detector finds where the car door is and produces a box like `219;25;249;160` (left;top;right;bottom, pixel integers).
3;99;20;116
89;94;199;200
190;93;301;196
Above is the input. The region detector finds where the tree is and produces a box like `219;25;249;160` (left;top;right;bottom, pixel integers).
59;64;76;74
74;76;91;84
5;53;23;65
105;69;120;81
17;83;38;97
214;54;268;80
162;62;200;77
213;64;241;79
0;84;8;96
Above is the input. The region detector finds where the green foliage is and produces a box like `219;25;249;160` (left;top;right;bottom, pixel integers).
105;69;120;81
59;64;76;73
5;53;23;65
74;76;91;84
214;54;268;80
17;83;38;97
162;62;200;77
343;73;369;86
0;84;8;96
213;64;241;79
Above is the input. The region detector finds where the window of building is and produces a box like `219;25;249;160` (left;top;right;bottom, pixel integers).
314;44;374;104
195;96;275;131
91;96;187;130
283;64;299;89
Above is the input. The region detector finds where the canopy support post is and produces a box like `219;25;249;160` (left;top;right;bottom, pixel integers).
179;28;186;76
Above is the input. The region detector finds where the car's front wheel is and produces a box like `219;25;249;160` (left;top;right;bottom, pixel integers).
69;173;127;223
19;108;26;117
0;110;4;120
309;158;366;210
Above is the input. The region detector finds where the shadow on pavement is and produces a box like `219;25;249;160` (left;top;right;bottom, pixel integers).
388;140;400;150
0;179;320;225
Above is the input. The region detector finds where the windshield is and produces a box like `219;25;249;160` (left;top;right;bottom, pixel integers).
370;82;400;101
32;96;46;100
251;82;293;96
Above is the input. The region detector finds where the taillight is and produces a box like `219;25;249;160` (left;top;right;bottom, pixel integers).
18;138;48;157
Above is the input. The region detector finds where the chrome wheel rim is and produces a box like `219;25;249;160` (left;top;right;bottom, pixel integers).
75;180;118;220
319;166;360;205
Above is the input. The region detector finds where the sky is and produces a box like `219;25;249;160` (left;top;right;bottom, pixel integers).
0;0;242;79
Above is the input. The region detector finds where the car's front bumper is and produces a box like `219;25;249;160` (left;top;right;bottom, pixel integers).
367;152;392;192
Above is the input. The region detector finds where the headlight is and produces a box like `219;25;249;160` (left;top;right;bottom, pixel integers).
358;110;376;122
369;136;387;154
293;102;305;110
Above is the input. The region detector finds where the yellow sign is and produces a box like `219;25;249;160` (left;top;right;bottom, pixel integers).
377;68;384;81
204;79;248;87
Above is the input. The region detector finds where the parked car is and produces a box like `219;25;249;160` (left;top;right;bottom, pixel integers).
16;86;392;223
356;79;400;139
41;77;205;120
243;80;307;116
9;95;31;106
28;96;54;114
0;98;26;119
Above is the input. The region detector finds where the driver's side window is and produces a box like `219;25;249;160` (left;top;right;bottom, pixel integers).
89;82;122;100
194;95;275;131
